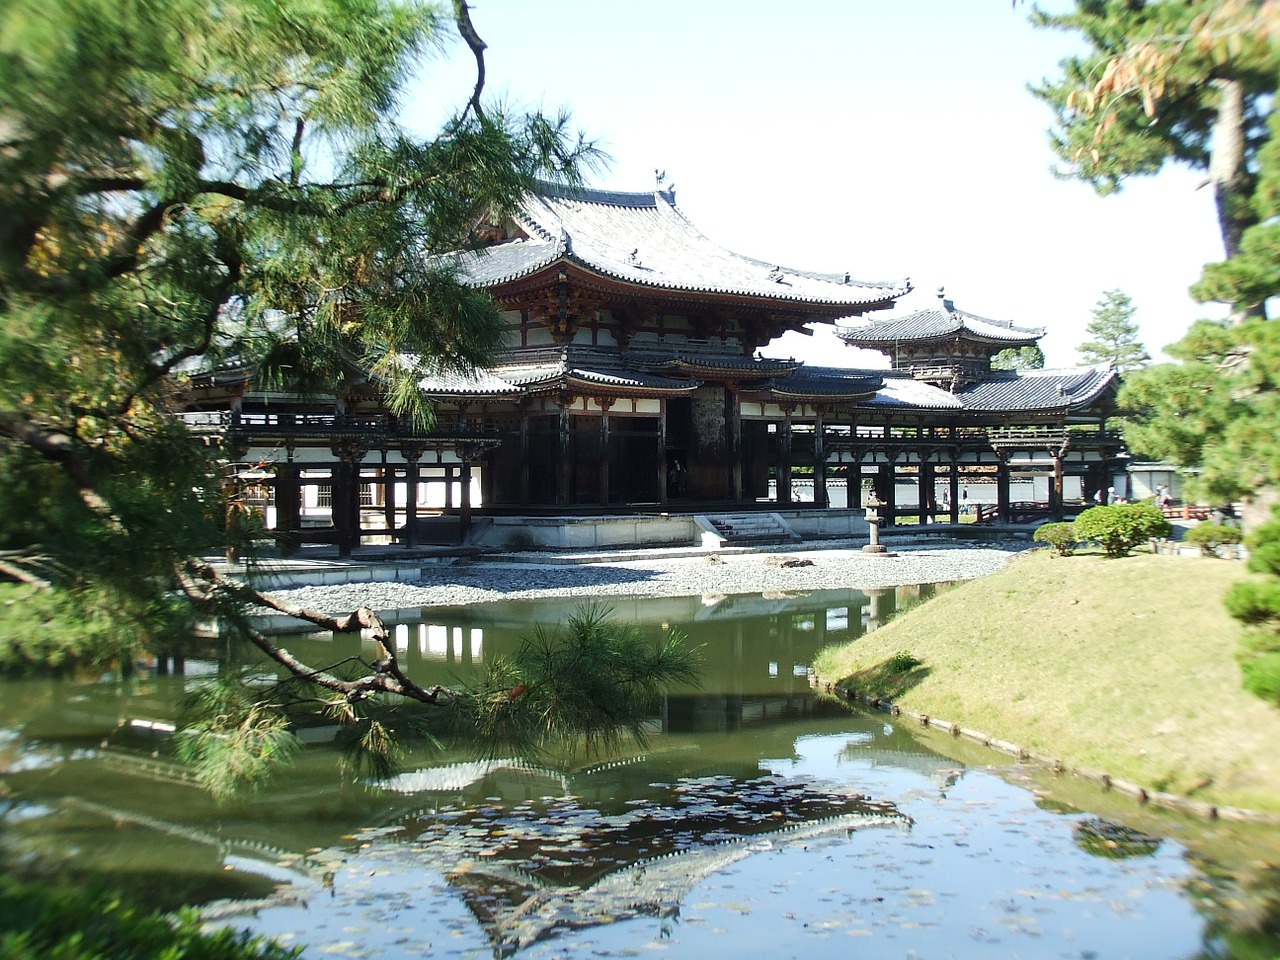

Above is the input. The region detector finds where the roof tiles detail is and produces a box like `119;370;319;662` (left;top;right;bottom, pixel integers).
837;302;1044;345
862;375;965;410
565;368;698;392
765;366;885;399
457;184;909;307
956;366;1117;412
415;365;523;397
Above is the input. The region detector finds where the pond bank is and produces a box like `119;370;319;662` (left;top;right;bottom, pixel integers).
813;549;1280;818
248;539;1028;621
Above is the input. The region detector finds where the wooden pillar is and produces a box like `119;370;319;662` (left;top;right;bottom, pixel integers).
728;386;744;502
330;440;367;559
332;459;351;558
813;409;828;508
275;463;301;539
997;457;1011;524
882;459;897;525
402;445;422;548
848;413;861;509
459;456;473;542
381;454;395;533
658;397;669;504
949;459;960;524
779;408;793;505
1051;455;1064;521
598;398;612;506
919;460;934;524
518;404;530;506
557;399;572;507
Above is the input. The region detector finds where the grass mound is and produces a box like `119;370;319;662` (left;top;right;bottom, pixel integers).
815;549;1280;813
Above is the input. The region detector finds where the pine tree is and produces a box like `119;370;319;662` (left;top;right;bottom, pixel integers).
1030;2;1278;268
1077;290;1150;372
991;345;1046;371
0;0;694;791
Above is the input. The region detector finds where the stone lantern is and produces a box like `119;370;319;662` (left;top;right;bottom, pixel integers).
863;491;888;555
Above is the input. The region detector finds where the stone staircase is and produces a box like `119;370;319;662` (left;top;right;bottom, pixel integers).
700;512;801;546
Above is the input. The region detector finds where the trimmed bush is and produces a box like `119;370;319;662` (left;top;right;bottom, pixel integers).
1238;628;1280;703
1183;522;1244;557
1033;521;1077;557
1072;503;1172;558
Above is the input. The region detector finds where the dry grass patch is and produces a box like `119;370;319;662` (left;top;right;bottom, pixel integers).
814;549;1280;813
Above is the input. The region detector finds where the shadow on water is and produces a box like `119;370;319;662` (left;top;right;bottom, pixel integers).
2;581;1280;957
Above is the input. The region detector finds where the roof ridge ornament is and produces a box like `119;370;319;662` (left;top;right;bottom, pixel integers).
936;285;954;312
654;167;676;202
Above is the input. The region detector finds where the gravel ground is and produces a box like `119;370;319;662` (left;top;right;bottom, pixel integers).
262;540;1030;614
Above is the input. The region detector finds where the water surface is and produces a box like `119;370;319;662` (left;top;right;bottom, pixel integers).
1;584;1277;958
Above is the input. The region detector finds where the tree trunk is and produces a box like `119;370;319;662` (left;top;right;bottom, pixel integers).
1208;77;1259;321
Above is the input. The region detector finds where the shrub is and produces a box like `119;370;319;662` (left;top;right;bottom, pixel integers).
1033;521;1077;557
887;651;922;673
1225;580;1280;626
1072;503;1172;558
1238;630;1280;703
1182;522;1244;557
1233;503;1280;706
0;877;299;960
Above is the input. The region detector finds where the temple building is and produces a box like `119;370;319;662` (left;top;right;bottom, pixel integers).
185;180;1126;554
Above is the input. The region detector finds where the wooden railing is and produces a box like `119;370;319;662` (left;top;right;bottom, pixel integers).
972;501;1053;525
1162;504;1211;520
180;411;499;443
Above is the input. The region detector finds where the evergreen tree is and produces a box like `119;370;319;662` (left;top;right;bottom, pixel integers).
1030;1;1278;267
990;345;1046;371
0;0;695;790
1038;3;1280;706
1078;289;1150;372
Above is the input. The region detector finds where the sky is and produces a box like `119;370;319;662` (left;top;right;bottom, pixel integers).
404;0;1228;369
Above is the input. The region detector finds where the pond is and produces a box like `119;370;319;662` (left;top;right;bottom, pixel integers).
2;583;1279;958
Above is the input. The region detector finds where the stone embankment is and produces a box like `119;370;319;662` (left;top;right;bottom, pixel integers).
257;541;1027;614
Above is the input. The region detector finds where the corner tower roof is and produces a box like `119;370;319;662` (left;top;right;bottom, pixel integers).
835;288;1044;349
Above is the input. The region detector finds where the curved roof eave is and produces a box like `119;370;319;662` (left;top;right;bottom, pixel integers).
461;182;911;309
956;365;1119;413
836;306;1045;346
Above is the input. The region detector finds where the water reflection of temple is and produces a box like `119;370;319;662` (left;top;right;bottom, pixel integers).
327;585;960;731
1;586;972;952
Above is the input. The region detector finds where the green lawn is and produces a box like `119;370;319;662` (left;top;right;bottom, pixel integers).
814;548;1280;814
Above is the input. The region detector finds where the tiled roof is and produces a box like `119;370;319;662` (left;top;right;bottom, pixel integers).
670;355;803;375
454;184;910;308
416;364;523;397
862;373;965;410
566;367;699;393
957;365;1118;413
485;357;699;395
764;366;884;400
837;296;1044;346
490;359;566;388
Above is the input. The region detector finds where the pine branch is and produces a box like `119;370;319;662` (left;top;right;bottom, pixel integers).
177;559;463;707
452;1;487;120
0;414;124;532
